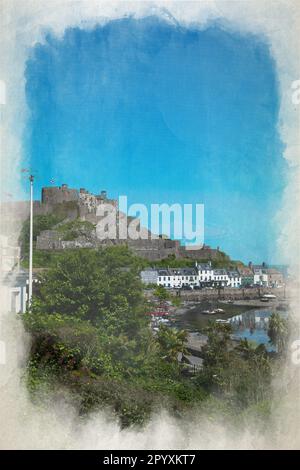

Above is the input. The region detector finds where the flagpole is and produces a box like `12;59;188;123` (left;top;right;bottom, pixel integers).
28;174;34;306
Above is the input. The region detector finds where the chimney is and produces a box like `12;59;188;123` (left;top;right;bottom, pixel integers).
61;184;68;190
100;190;107;199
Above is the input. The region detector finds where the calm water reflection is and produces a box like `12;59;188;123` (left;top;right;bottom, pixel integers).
229;309;275;349
176;307;288;350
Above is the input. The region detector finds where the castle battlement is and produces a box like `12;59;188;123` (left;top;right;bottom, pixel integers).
41;184;118;213
42;184;79;205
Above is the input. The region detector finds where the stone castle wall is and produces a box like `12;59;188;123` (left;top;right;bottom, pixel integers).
127;238;179;261
42;184;79;205
3;184;224;261
178;246;220;260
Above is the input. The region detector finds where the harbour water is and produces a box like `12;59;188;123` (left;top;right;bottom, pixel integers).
174;305;288;350
228;309;278;350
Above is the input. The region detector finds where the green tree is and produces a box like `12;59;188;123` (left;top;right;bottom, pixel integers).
197;322;232;390
198;325;272;407
156;325;187;363
19;214;63;254
234;339;272;405
29;247;145;333
24;247;155;380
153;286;170;301
23;246;212;425
268;312;289;354
201;322;232;368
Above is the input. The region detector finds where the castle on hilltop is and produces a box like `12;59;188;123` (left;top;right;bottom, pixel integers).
1;184;223;262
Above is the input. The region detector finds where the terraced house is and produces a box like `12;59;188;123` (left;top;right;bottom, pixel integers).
156;268;198;289
140;262;284;289
227;270;242;288
263;268;284;287
212;269;229;287
238;266;254;287
195;261;214;285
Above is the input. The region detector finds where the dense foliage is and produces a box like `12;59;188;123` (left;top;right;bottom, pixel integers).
197;323;273;408
56;219;95;241
19;214;63;255
24;247;202;426
153;285;170;301
23;246;284;427
268;312;289;354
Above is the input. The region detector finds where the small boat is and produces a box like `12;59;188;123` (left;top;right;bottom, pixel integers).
158;318;170;324
215;308;225;313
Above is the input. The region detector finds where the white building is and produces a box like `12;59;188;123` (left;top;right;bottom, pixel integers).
157;268;198;289
0;271;28;314
212;269;229;287
0;236;26;313
227;270;242;288
264;268;284;287
252;267;268;286
196;262;214;285
140;268;158;285
141;262;246;290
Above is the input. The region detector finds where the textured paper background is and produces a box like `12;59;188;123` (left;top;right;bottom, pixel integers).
0;0;299;449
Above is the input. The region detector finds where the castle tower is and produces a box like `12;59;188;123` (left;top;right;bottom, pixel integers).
41;184;79;205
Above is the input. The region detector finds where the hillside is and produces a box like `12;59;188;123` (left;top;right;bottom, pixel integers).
19;214;241;269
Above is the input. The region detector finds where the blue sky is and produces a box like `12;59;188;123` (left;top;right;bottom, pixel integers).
24;16;285;263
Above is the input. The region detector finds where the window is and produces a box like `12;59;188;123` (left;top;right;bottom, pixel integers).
11;291;19;313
